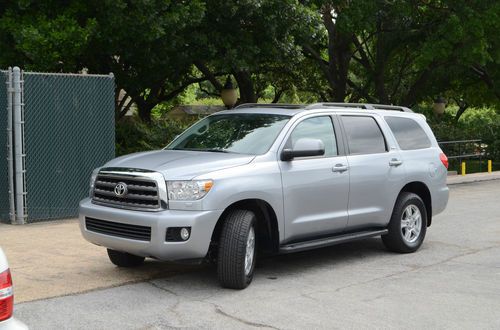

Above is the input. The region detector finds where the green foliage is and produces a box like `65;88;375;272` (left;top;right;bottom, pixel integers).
2;1;499;111
0;2;96;71
1;0;499;156
416;105;500;163
298;0;500;107
115;117;199;156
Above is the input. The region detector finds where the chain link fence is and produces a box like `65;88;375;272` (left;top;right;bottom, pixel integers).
0;71;10;222
1;68;115;223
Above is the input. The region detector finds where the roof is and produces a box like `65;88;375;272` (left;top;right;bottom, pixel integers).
217;102;416;117
218;107;305;116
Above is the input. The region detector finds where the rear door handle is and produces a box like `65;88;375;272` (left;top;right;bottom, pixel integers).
332;164;349;172
389;158;403;167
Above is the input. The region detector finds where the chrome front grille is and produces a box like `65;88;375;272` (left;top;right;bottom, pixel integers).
92;172;161;211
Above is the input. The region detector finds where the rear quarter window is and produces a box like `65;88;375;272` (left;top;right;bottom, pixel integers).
385;116;431;150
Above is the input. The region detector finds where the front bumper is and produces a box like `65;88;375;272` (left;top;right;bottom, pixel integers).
79;198;223;261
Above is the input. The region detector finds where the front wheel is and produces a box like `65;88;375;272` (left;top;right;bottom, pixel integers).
217;209;257;289
382;192;427;253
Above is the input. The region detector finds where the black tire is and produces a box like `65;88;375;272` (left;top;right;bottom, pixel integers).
382;192;427;253
107;249;145;267
217;209;257;289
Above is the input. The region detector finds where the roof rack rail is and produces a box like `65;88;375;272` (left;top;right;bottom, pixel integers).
234;103;305;110
305;103;413;113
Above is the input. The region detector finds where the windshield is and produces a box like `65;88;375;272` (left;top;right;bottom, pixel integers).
166;113;290;155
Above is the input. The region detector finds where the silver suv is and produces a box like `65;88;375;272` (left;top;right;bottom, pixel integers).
79;103;449;289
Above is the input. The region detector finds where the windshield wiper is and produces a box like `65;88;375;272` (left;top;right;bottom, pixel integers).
172;147;236;153
199;148;233;153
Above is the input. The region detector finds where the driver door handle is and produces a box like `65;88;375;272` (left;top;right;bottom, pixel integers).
332;164;349;172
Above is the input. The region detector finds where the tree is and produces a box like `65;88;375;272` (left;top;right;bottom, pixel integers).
83;0;212;122
298;0;500;108
0;1;96;71
0;0;213;122
298;1;356;102
1;0;497;121
190;0;313;104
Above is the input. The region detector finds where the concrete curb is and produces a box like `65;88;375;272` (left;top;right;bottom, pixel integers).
447;171;500;185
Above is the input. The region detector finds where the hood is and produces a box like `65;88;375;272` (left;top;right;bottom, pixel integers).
103;150;255;179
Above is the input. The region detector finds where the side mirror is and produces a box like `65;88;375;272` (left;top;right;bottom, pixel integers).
281;138;325;161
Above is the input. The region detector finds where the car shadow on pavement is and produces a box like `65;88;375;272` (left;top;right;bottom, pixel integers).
142;237;390;290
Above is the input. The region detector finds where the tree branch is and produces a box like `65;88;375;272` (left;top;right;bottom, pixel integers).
471;65;500;100
118;97;134;120
347;79;378;103
303;44;335;89
198;82;220;97
453;97;469;122
194;60;224;91
352;36;373;72
116;90;129;115
272;88;284;103
163;76;210;101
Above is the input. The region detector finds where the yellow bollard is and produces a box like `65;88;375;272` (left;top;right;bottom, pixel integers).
488;160;492;173
461;162;466;176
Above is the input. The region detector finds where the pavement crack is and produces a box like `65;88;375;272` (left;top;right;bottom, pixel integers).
214;305;280;329
147;281;184;325
148;281;180;296
300;292;319;302
301;244;500;298
415;244;500;270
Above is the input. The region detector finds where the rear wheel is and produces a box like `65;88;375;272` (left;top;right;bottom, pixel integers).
382;192;427;253
217;209;257;289
107;249;145;267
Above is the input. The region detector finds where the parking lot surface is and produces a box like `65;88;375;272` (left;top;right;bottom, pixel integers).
11;180;500;329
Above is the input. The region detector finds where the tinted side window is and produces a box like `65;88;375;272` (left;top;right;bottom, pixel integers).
290;116;337;157
341;116;386;155
385;116;431;150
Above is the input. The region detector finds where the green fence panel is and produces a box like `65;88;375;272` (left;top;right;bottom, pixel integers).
23;73;115;221
0;71;9;222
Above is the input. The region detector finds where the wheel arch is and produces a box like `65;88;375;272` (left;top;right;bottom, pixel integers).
210;199;280;255
399;181;432;226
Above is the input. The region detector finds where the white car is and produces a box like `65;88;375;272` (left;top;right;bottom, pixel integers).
0;248;27;330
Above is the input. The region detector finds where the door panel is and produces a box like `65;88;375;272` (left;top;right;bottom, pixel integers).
340;115;406;230
279;115;349;242
280;156;350;241
345;151;405;229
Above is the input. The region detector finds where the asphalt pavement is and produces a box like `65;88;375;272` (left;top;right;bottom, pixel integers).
10;180;500;329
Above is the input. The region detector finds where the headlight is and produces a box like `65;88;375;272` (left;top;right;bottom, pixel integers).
167;180;213;201
89;168;100;196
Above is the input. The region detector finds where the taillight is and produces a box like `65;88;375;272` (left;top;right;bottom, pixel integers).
440;152;449;169
0;269;13;322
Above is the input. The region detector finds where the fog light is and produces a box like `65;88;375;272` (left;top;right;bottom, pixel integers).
166;227;191;242
180;227;190;241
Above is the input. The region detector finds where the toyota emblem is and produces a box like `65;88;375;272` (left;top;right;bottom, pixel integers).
114;182;128;197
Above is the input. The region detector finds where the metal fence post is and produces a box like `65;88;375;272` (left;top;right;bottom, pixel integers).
12;67;26;224
6;67;16;223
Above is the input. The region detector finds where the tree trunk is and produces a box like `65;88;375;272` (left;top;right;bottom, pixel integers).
322;5;353;102
234;71;257;104
454;98;469;122
134;98;154;123
374;32;388;104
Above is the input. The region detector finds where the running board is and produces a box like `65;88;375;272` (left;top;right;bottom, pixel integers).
279;229;388;254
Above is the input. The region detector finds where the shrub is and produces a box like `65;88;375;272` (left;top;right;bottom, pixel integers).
115;117;200;156
414;105;500;170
